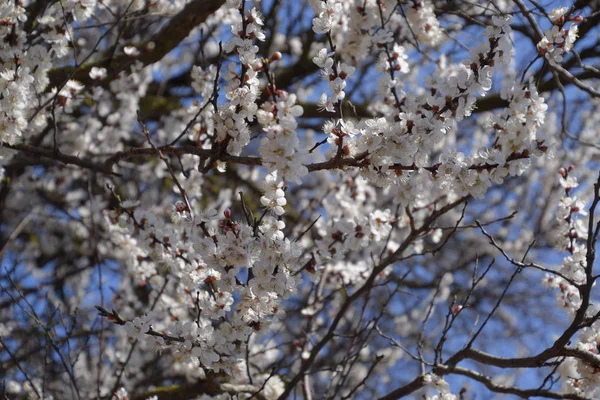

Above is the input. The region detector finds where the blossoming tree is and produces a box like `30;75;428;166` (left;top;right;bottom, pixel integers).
1;0;600;398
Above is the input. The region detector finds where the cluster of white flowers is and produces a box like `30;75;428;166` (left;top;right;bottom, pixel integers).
441;80;550;197
104;194;302;372
260;172;287;216
114;388;129;400
215;5;265;155
543;168;587;313
257;91;308;183
0;0;107;144
406;0;443;47
184;64;219;145
312;0;343;34
375;43;410;100
537;7;580;64
308;0;441;64
422;373;457;400
543;169;600;396
330;16;547;203
564;323;600;397
310;206;398;286
0;67;34;145
0;2;69;144
255;375;286;399
191;65;218;99
310;0;357;113
313;48;356;113
50;80;86;114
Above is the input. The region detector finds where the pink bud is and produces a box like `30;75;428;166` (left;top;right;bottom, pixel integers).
224;208;232;219
568;165;575;171
570;15;584;23
269;51;282;62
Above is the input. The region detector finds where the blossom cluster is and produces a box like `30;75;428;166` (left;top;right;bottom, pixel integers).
105;197;301;372
422;373;457;400
258;91;308;183
406;0;443;46
215;5;265;155
543;169;600;396
306;176;408;290
537;7;580;65
375;43;410;100
312;207;394;286
312;0;343;35
543;168;587;312
341;16;546;202
0;2;77;144
313;49;356;113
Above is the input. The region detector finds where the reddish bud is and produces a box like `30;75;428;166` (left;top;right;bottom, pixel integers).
452;305;463;315
269;51;282;62
250;321;261;331
306;259;316;274
570;15;584;23
331;231;344;241
224;208;232;219
175;201;186;213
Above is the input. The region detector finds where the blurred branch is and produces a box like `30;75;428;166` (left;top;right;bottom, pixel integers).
130;380;268;400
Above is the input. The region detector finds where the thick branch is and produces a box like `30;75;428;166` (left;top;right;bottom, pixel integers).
46;0;226;88
130;380;268;400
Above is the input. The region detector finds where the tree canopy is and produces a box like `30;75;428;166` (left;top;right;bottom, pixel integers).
1;0;600;399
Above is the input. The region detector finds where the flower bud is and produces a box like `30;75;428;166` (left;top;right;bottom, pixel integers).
570;15;584;23
269;51;282;62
